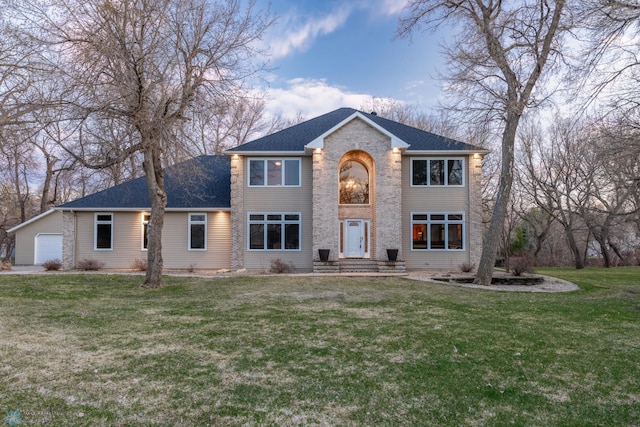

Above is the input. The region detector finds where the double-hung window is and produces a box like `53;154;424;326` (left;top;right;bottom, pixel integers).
248;158;301;186
95;213;113;250
411;158;464;186
411;213;464;250
189;213;207;250
248;213;301;250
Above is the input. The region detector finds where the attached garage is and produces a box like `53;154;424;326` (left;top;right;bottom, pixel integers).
8;209;64;265
34;233;63;264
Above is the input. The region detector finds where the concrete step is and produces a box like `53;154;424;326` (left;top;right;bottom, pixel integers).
313;259;406;274
338;259;379;273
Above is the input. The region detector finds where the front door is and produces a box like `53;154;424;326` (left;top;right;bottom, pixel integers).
344;220;364;258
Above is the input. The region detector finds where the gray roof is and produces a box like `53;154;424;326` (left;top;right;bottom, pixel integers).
58;155;230;209
227;107;484;153
56;108;484;211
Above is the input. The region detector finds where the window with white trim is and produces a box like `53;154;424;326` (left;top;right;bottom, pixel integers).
411;158;464;186
95;213;113;250
248;213;301;250
189;213;207;250
142;213;150;250
411;213;464;250
248;158;301;187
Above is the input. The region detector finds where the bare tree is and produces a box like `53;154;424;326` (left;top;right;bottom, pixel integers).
359;98;462;137
584;115;640;265
17;0;271;287
182;94;274;156
519;118;595;269
399;0;570;284
578;1;640;108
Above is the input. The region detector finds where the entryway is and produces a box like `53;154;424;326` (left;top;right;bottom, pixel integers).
341;219;369;258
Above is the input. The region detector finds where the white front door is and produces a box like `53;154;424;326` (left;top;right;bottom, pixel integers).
344;220;364;258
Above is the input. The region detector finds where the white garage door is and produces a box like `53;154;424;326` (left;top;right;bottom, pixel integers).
34;234;63;265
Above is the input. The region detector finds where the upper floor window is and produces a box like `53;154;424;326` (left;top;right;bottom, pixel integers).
95;213;113;250
249;158;301;187
339;160;369;204
411;158;464;187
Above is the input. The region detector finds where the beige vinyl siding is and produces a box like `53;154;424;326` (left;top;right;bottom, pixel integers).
241;156;313;271
401;156;472;270
161;211;231;270
74;211;231;270
75;211;144;268
13;210;63;265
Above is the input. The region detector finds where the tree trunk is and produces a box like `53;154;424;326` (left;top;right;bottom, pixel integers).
609;240;625;266
533;224;551;266
475;113;519;285
594;233;611;267
565;226;585;270
40;154;54;213
12;157;27;223
141;146;167;288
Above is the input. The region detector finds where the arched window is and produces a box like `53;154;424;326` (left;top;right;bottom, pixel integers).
339;160;369;204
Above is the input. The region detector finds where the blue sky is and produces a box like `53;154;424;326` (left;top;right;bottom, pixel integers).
255;0;449;120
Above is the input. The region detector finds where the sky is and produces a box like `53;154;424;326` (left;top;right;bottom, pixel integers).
254;0;451;121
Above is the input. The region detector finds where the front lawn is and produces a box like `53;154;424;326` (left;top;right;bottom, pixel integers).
0;268;639;426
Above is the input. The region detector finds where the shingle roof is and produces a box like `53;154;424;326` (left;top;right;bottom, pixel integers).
227;107;484;153
58;155;230;209
56;109;484;211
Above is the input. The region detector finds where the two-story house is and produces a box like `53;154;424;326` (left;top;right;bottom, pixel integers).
10;108;488;272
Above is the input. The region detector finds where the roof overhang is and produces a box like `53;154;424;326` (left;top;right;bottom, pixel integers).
305;111;410;152
7;209;59;233
54;207;231;212
406;149;491;156
223;150;306;157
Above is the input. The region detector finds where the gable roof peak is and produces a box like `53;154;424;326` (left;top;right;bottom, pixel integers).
305;109;409;150
226;107;488;154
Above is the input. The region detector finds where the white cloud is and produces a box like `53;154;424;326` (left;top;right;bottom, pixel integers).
262;78;400;120
377;0;410;16
265;0;408;60
267;7;352;59
350;0;408;17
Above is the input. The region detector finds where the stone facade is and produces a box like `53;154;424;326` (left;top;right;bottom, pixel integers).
312;118;402;264
62;210;75;270
229;154;244;270
468;154;484;267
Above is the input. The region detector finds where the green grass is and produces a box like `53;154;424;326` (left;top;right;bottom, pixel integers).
0;268;639;426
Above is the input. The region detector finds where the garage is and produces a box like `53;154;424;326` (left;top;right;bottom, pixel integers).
34;233;63;264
